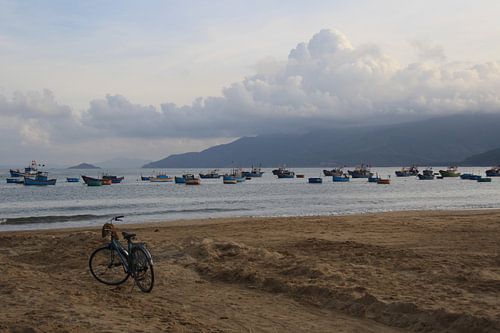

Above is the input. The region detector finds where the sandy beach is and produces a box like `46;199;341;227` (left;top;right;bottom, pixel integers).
1;210;499;332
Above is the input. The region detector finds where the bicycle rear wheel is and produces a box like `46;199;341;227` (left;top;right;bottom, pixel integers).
131;247;154;292
89;246;129;285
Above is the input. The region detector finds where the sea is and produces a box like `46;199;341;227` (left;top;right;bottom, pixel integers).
1;167;499;231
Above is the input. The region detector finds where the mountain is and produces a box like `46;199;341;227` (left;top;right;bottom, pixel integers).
461;148;500;166
68;163;100;169
96;157;151;169
143;114;500;168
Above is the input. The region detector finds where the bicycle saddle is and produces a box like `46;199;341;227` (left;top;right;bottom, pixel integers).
122;232;136;240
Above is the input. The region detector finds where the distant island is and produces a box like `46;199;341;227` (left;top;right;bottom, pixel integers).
68;163;100;169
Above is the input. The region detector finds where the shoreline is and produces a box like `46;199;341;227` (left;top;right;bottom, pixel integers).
3;206;500;233
1;209;499;332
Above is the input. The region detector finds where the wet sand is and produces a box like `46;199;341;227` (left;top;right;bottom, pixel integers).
1;210;499;332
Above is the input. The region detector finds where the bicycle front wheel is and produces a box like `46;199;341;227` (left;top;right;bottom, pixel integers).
89;246;129;285
131;247;154;292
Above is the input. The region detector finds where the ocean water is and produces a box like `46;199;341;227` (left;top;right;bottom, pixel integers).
0;167;499;231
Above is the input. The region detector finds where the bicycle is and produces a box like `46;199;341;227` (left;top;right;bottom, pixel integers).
89;216;154;292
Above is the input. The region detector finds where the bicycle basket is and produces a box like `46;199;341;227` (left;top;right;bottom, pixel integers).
101;223;119;239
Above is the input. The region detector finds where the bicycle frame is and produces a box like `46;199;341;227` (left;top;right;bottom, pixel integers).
109;237;154;274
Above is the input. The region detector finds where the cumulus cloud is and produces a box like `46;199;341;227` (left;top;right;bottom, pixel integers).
80;29;500;138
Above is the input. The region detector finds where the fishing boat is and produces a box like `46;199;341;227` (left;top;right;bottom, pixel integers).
308;177;322;184
368;176;380;183
395;166;419;177
140;175;151;181
224;168;245;182
485;166;500;177
417;168;434;180
460;173;481;180
183;174;201;185
439;166;461;177
377;178;391;185
323;168;344;177
66;177;79;182
23;172;57;186
174;176;186;184
81;175;102;186
6;178;23;184
223;178;238;184
199;169;222;179
348;164;373;178
150;174;173;182
296;174;304;178
10;160;39;178
274;167;295;178
333;175;350;182
102;174;124;184
477;177;492;182
242;166;264;178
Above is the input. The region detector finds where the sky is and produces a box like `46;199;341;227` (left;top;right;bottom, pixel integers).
1;0;500;165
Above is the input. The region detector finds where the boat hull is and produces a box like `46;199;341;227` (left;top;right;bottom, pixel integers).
102;176;124;183
308;177;322;184
377;179;390;184
185;179;201;185
6;178;23;184
277;174;294;178
333;176;350;182
439;170;460;177
81;175;102;186
66;177;79;182
417;174;434;180
24;177;57;186
478;177;492;182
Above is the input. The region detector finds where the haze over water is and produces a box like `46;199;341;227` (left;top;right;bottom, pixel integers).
1;167;498;231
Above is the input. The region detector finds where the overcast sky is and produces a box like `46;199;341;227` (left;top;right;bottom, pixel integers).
1;0;500;165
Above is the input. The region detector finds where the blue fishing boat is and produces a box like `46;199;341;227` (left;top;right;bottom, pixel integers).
140;175;151;181
66;177;79;182
242;166;264;178
333;175;350;182
24;172;57;186
6;178;23;184
368;176;380;183
224;168;245;182
174;176;186;184
308;177;322;184
461;174;481;180
150;174;173;182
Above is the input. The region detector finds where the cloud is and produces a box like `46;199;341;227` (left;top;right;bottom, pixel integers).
411;39;447;62
2;28;500;163
80;29;500;138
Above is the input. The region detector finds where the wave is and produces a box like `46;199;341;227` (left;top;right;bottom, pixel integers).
0;207;249;226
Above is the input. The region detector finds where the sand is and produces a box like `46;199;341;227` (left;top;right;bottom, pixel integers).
0;210;499;332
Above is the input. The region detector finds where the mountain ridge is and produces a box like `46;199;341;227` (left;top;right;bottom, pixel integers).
143;114;500;168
